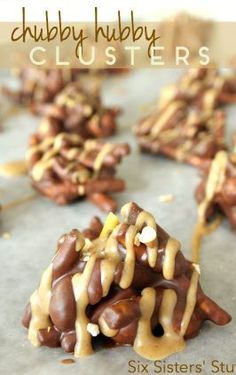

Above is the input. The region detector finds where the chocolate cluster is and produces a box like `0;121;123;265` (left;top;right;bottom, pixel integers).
22;202;231;360
135;67;236;166
159;67;236;110
31;82;119;140
195;149;236;229
135;101;226;167
4;68;80;111
27;133;130;211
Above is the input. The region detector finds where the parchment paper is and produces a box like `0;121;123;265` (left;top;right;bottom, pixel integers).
0;69;235;375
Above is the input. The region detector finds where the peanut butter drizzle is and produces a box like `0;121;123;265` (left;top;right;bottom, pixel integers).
73;229;120;356
31;159;54;182
121;203;158;267
159;84;177;109
134;288;185;360
192;151;228;263
203;76;225;111
158;128;179;143
150;101;185;137
93;143;114;171
28;133;114;182
203;89;217;111
162;237;180;280
180;267;200;336
192;216;222;264
27;134;82;163
26;137;54;160
176;140;194;162
28;263;53;347
133;210;158;268
72;254;97;357
198;151;228;222
119;225;137;289
100;233;120;297
98;315;118;337
0;160;27;177
38;119;50;135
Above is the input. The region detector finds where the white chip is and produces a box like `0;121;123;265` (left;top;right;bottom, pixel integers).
87;323;100;337
138;226;157;244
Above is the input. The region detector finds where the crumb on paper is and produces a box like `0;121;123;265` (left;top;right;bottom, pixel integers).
61;358;75;365
158;194;175;203
2;232;11;239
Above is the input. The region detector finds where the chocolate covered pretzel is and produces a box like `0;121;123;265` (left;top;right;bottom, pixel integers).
159;67;236;111
26;133;130;211
30;82;119;140
22;202;231;360
135;100;226;167
195;148;236;229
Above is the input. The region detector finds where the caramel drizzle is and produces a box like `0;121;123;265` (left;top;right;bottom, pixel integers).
192;151;228;263
27;203;200;360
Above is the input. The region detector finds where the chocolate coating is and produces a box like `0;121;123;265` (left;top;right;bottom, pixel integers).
195;150;236;229
160;67;236;110
22;203;231;359
4;69;80;110
31;82;119;140
135;67;236;167
27;133;130;211
135;100;226;168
